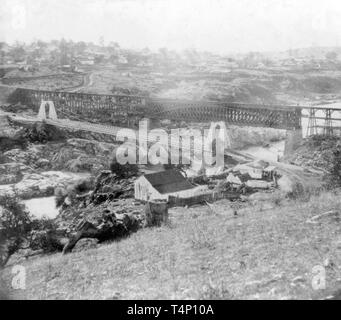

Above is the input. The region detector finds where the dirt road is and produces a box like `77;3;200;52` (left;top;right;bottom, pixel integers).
239;147;324;192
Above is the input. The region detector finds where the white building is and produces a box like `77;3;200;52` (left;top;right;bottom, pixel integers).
135;170;203;202
233;160;270;180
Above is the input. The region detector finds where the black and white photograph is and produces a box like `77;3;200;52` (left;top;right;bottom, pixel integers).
1;0;341;303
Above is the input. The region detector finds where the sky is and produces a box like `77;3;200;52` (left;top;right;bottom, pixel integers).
1;0;341;54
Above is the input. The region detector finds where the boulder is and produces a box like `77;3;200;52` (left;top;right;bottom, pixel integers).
0;113;17;137
4;148;39;166
245;180;272;189
29;229;68;252
89;171;135;205
0;171;92;199
73;238;99;252
0;174;20;185
36;158;51;169
0;162;32;175
0;137;26;152
62;210;140;254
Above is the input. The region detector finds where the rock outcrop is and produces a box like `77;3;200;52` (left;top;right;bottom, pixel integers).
3;138;118;174
0;171;92;199
284;135;341;171
62;209;140;254
0;113;17;137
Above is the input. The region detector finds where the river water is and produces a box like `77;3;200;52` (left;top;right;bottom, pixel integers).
23;105;340;220
22;139;286;220
241;140;285;162
24;196;59;219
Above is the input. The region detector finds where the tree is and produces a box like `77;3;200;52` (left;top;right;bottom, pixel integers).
0;42;5;63
10;45;26;62
30;48;42;61
184;48;200;64
109;41;120;49
99;36;105;47
94;54;105;64
48;48;58;65
110;152;138;178
59;38;69;65
108;42;120;56
0;195;31;267
75;41;87;55
242;52;258;67
326;51;338;61
0;50;5;65
326;143;341;187
36;40;47;51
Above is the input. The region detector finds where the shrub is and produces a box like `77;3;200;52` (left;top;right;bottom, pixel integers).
0;195;31;267
55;179;94;209
0;136;27;152
326;143;341;188
28;218;64;253
0;195;68;266
55;187;67;208
7;88;33;107
0;154;9;164
110;157;138;178
21;122;65;144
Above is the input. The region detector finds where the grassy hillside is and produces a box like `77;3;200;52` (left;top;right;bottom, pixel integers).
1;190;341;300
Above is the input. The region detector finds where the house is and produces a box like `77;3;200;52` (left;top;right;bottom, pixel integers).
226;160;278;191
226;172;250;191
58;65;77;72
226;172;243;186
117;55;128;65
135;170;199;201
232;160;269;180
263;165;277;181
18;64;34;72
245;180;272;189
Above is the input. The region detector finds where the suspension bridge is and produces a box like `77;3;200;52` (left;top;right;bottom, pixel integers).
5;86;341;137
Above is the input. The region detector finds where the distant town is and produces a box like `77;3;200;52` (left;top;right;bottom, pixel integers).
1;40;341;77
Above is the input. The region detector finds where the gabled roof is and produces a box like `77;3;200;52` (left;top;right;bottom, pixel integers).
226;173;243;185
227;172;250;184
143;170;195;194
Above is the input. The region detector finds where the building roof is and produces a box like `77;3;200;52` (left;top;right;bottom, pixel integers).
143;170;195;194
264;165;277;172
227;172;250;184
226;173;243;185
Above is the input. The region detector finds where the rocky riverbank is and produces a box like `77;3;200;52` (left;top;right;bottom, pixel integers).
0;136;119;200
0;170;91;199
284;135;341;171
0;112;120;201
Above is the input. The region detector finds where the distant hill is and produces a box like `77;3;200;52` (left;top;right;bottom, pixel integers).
263;46;341;60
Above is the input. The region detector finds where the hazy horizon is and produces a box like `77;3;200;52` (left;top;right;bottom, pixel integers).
2;0;341;54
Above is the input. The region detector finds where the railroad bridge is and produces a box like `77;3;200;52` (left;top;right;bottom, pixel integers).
12;87;302;130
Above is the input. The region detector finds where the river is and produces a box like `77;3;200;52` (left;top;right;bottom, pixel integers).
20;116;321;221
24;196;59;219
241;140;285;162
